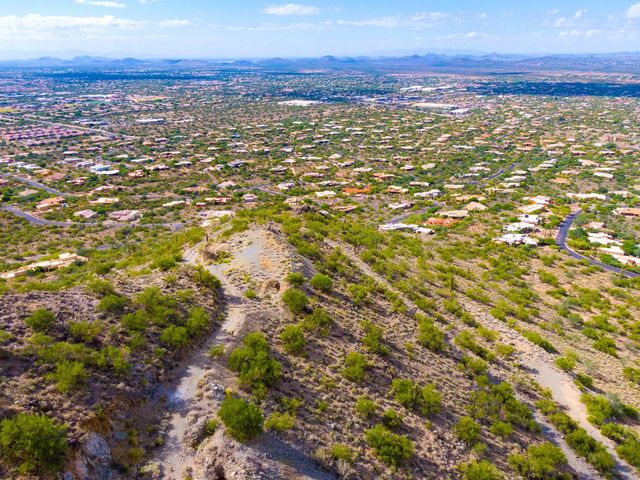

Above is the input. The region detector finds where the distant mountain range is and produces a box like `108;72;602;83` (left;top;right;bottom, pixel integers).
2;52;640;74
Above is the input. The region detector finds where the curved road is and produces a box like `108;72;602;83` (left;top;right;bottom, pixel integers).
2;205;184;231
556;210;639;278
0;172;70;198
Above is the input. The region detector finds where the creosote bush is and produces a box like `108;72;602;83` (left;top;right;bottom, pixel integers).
0;413;68;475
25;308;56;332
217;394;263;442
364;424;414;467
228;332;281;397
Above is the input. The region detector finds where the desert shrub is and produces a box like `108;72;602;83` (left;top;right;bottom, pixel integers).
593;336;617;356
468;381;536;432
331;444;354;463
264;412;295;432
97;294;129;314
623;366;640;385
601;424;640;469
96;345;130;375
228;332;281;397
355;396;377;418
565;429;614;475
520;330;556;353
208;344;225;358
280;325;305;355
68;320;103;343
25;308;56;332
489;420;513;438
134;287;178;325
581;394;613;426
204;419;218;436
49;360;87;393
459;355;489;377
154;255;177;271
455;416;481;445
575;373;594;390
185;307;210;336
390;378;441;417
365;424;414;467
160;325;189;350
302;308;333;335
342;352;370;383
309;273;333;292
361;320;388;355
455;330;495;361
382;409;403;429
347;283;369;305
191;265;221;290
217;395;263;442
555;355;576;372
120;310;148;332
282;288;309;315
460;460;504;480
417;317;445;352
0;413;67;475
508;442;567;479
87;278;115;297
285;272;305;287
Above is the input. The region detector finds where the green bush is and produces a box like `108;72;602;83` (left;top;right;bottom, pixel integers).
97;294;129;314
342;352;370;383
280;325;305;355
489;421;513;438
390;378;442;417
25;308;56;332
185;307;210;336
355;396;377;418
521;330;556;353
455;416;481;444
282;288;309;315
302;308;333;335
68;320;103;343
555;355;576;372
264;412;295;432
382;409;403;430
160;325;190;350
49;360;87;393
120;310;148;332
309;273;333;292
208;344;225;358
192;266;221;290
623;366;640;385
0;413;68;475
87;278;115;297
330;444;354;463
364;424;414;467
228;332;281;397
417;317;445;352
581;394;613;426
508;442;567;479
593;337;617;356
460;460;504;480
217;395;263;442
361;320;388;355
285;272;305;287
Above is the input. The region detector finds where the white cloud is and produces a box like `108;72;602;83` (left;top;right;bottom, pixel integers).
410;12;449;22
158;19;192;27
548;8;560;15
554;17;567;27
75;0;126;8
574;9;587;19
627;3;640;18
262;4;320;16
336;16;401;28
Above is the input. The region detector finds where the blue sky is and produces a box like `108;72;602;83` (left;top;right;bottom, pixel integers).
0;0;639;59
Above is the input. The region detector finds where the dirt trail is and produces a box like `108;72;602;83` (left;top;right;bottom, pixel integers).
151;229;334;480
330;240;627;480
463;303;637;480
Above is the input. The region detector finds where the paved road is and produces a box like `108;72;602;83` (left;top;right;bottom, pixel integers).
556;210;639;278
1;172;70;197
2;205;185;231
386;201;445;225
